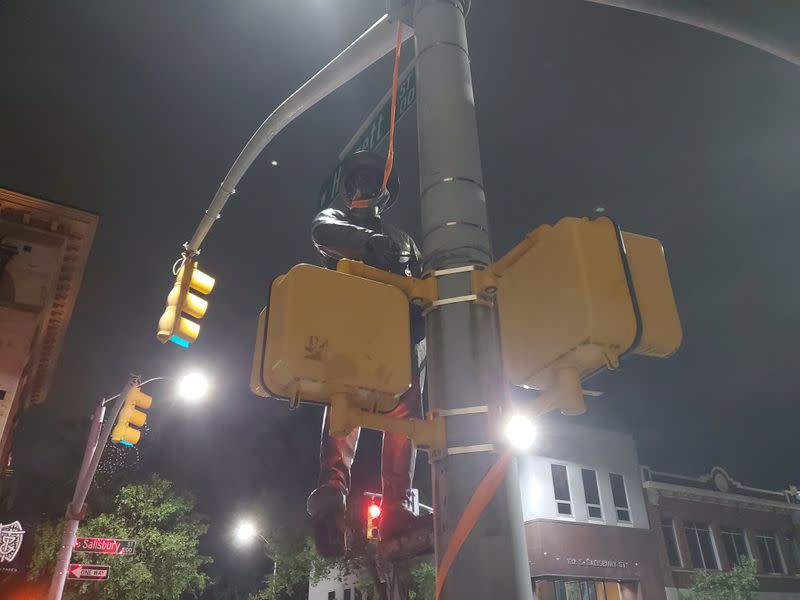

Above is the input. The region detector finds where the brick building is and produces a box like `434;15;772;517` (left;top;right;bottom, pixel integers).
0;188;97;471
645;465;800;599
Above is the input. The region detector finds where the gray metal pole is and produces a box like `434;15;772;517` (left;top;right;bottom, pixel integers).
185;15;413;254
413;1;532;598
48;379;136;600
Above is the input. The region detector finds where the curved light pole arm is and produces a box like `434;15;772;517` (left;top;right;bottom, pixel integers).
583;0;800;66
185;14;413;254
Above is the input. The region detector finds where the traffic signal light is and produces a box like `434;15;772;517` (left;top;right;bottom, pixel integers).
157;256;215;348
111;387;153;446
367;501;382;540
251;263;411;411
493;216;681;393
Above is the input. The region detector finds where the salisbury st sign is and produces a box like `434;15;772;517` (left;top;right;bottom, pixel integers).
74;537;136;556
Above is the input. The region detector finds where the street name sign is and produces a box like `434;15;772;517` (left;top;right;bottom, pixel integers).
68;563;111;581
75;537;136;555
318;64;417;211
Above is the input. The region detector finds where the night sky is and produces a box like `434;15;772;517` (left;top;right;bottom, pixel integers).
2;0;800;595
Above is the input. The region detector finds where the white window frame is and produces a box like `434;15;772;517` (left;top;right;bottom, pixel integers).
662;517;683;568
720;527;752;568
685;521;721;570
756;531;787;575
580;467;604;522
550;463;574;519
609;473;633;525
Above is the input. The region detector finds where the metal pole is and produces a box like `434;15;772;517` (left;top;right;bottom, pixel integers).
413;1;532;598
48;378;136;600
185;15;414;254
259;535;277;576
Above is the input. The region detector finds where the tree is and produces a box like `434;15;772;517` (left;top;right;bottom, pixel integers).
29;475;211;600
248;537;335;600
408;562;435;600
248;531;436;600
687;558;759;600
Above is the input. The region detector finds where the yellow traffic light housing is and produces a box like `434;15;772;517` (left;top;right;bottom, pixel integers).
157;256;215;347
111;387;153;446
485;216;681;401
251;263;412;412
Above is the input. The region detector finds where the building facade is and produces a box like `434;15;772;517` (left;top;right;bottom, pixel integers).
311;422;800;599
0;188;97;471
645;465;800;600
309;568;365;600
520;423;664;599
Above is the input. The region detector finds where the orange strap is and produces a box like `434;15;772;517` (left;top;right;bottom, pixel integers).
435;451;514;600
349;23;403;211
381;22;403;191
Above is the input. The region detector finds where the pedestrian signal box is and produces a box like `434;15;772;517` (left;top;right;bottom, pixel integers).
251;264;412;411
494;217;681;392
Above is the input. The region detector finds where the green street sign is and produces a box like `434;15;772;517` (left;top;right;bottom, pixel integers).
318;67;417;211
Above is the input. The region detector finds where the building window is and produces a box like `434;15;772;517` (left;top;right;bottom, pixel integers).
791;536;800;576
685;522;719;570
755;532;785;574
328;592;336;600
553;579;621;600
661;518;682;567
609;473;630;522
0;390;5;401
344;589;351;600
581;468;602;519
551;464;572;516
721;528;750;568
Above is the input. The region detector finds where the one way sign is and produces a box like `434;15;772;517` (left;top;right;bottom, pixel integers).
68;563;110;581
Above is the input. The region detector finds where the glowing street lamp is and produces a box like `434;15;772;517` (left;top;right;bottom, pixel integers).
504;413;537;452
233;519;265;546
176;372;209;401
49;370;211;600
232;518;276;575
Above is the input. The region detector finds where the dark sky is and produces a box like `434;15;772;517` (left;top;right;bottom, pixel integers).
2;0;800;595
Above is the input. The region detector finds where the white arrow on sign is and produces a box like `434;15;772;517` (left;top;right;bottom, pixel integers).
68;563;111;581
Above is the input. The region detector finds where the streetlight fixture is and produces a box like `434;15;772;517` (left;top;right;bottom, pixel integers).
504;413;537;452
176;372;210;401
233;519;264;546
232;518;276;575
48;371;210;600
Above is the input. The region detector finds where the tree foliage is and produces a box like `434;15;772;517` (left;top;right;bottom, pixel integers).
29;475;211;600
408;562;435;600
248;538;334;600
688;558;758;600
247;531;436;600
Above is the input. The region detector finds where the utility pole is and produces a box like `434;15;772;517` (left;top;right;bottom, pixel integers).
47;378;135;600
413;1;533;598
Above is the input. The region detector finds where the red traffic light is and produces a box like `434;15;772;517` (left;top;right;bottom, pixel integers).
368;503;382;520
